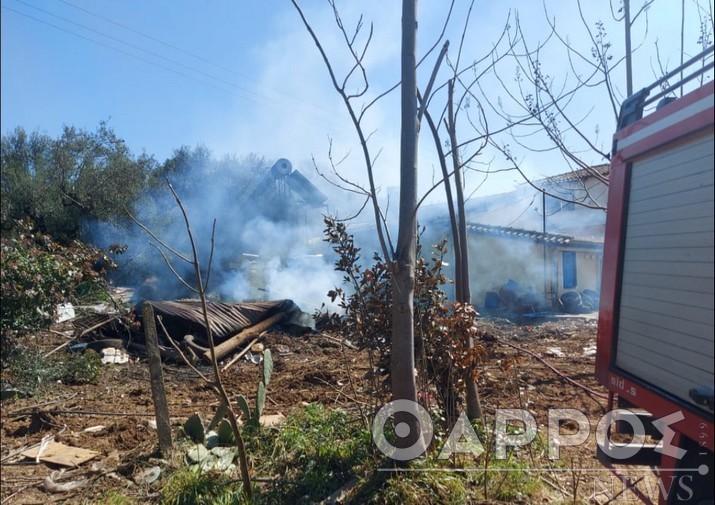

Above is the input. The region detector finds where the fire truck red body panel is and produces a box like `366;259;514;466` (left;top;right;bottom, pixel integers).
597;81;714;451
596;78;714;504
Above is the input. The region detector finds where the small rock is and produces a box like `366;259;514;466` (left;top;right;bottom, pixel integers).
273;344;291;354
136;466;161;485
545;347;566;358
186;445;210;463
260;413;286;427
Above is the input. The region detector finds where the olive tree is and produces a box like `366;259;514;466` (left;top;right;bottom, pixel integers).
1;122;155;240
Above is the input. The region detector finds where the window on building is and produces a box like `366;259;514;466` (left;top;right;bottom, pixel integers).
546;195;576;214
563;251;577;289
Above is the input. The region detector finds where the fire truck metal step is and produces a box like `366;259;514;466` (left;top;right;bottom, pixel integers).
596;440;662;467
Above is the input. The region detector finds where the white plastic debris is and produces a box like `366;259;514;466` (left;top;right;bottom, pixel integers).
545;347;566;358
100;347;129;365
43;472;88;493
55;303;75;323
76;302;113;314
245;351;263;364
582;345;597;357
83;425;106;433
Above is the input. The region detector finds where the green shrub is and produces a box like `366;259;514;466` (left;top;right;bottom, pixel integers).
0;220;114;334
62;349;102;385
6;348;103;393
161;466;240;505
249;403;374;504
6;346;65;392
322;217;486;425
101;491;137;505
380;469;470;505
161;403;545;504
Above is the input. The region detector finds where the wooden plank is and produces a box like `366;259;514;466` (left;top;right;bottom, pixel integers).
142;303;173;453
205;311;287;362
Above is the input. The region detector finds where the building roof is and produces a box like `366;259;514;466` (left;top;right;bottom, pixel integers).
465;222;603;248
535;164;610;184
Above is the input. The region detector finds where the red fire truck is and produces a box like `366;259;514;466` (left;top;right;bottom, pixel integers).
596;47;714;504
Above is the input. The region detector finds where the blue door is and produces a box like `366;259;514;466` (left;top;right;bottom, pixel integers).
562;251;577;289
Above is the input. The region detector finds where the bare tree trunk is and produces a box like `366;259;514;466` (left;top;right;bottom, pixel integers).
421;104;463;302
624;0;633;96
446;80;482;420
391;0;421;449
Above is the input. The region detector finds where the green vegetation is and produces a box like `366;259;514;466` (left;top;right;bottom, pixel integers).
0;220;114;336
1;123;274;244
100;491;138;505
0;122;550;502
6;347;102;394
252;403;374;503
158;403;544;504
61;348;104;385
1;123;156;241
323;217;486;426
161;466;240;505
237;349;273;429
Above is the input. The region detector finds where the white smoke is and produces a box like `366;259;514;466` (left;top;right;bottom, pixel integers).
85;155;351;313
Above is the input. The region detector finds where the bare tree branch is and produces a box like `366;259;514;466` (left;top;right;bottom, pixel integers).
292;0;391;261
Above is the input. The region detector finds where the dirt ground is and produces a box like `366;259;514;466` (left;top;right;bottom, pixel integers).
1;312;662;504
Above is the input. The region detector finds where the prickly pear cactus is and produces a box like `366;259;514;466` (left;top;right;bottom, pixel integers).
237;348;273;428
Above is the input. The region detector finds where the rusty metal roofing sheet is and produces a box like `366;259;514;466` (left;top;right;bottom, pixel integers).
145;299;293;341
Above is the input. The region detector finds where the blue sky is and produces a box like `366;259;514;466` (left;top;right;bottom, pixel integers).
2;1;713;207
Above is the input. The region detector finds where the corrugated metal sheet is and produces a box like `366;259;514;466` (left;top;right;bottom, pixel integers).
145;299;295;342
465;223;603;247
535;164;610;184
